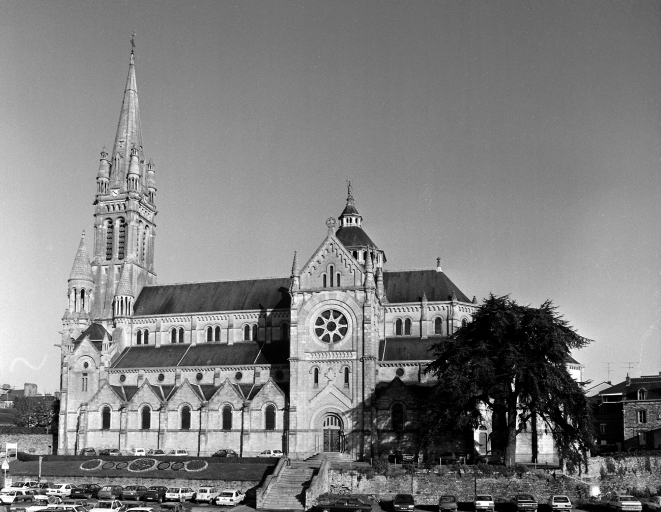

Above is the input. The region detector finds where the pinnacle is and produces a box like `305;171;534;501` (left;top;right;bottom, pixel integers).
116;263;134;297
69;232;94;282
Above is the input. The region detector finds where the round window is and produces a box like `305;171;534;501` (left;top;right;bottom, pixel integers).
196;372;203;381
119;374;126;383
83;362;89;369
395;368;404;377
157;373;165;382
275;371;284;381
314;309;349;343
235;372;243;381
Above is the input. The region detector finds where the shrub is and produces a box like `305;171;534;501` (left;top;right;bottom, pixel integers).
115;462;128;470
128;458;157;472
102;462;115;470
80;459;102;470
605;457;616;473
157;462;171;470
185;460;208;472
171;462;184;471
371;456;388;475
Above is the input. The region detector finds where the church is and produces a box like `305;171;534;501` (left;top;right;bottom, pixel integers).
57;50;555;462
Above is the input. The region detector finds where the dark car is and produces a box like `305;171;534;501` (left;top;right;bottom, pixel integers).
439;496;458;512
143;486;168;503
211;449;238;457
158;503;184;512
316;497;373;512
121;486;149;501
147;449;166;456
98;449;121;457
439;451;465;464
388;451;416;464
79;448;96;456
70;484;101;499
97;485;124;500
514;495;538;512
393;494;415;512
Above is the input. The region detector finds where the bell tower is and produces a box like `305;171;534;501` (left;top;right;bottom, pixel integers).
89;47;158;323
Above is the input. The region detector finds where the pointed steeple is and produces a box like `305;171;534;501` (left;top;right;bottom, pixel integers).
110;50;143;186
116;263;133;297
69;232;94;282
291;251;300;277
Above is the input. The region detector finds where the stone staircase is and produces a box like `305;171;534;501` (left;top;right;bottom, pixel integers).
260;460;321;511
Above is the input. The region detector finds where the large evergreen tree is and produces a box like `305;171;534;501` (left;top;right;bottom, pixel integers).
423;295;594;472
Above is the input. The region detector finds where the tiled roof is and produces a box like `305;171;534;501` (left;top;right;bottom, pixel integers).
599;376;661;400
111;341;290;369
335;226;379;250
133;278;291;316
378;337;445;361
69;233;93;282
383;269;471;303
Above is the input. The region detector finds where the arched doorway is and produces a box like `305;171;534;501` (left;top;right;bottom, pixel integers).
322;413;343;452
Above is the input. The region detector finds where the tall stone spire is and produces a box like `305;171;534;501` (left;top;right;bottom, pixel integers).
110;49;143;187
69;232;94;282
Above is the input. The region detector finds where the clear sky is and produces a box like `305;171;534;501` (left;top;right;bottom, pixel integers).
0;1;659;394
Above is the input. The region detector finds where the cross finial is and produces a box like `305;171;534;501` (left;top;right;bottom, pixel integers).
346;180;352;197
131;33;136;55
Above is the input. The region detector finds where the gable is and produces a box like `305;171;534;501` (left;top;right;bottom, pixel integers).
299;236;364;289
374;377;419;408
126;380;162;410
87;382;123;410
250;379;286;408
167;380;202;407
309;383;353;409
207;380;244;408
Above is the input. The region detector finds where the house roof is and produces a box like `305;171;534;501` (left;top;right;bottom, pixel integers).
378;337;445;362
334;226;379;250
383;269;471;303
75;323;110;351
599;375;661;400
133;278;291;316
565;354;583;366
111;341;290;369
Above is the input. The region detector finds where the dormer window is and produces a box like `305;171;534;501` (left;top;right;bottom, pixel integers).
638;389;647;400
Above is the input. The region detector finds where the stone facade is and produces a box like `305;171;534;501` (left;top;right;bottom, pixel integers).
0;434;53;455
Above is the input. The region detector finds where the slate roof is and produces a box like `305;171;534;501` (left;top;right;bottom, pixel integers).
133;278;291;316
334;226;379;250
378;337;445;361
565;354;582;365
383;269;471;303
75;323;110;351
111;341;290;369
599;375;661;400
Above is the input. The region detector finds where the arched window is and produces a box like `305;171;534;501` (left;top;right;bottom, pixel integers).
461;318;468;328
171;329;177;344
313;367;319;387
117;217;126;260
222;405;232;430
144;330;149;345
206;326;213;342
404;319;411;336
101;406;111;430
137;330;142;345
178;327;184;344
392;403;405;432
639;389;647;400
395;319;403;336
214;326;221;342
141;406;151;430
252;324;258;342
280;323;289;341
434;317;442;335
80;289;86;312
323;274;327;288
329;265;334;287
337;273;341;287
344;367;350;387
265;404;276;430
181;405;191;430
244;325;251;341
105;219;114;260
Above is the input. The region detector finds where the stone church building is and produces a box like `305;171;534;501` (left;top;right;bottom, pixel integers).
57;50;558;462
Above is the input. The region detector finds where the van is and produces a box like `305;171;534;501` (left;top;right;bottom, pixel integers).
132;448;146;456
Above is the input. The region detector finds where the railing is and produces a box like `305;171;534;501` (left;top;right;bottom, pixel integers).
304;459;329;511
255;456;287;509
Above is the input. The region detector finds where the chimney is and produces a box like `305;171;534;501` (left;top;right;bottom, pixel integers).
625;374;631;386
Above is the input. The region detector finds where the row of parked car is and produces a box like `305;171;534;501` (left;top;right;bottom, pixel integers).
79;447;283;458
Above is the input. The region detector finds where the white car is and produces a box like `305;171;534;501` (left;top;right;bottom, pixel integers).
47;484;75;497
125;508;156;512
132;448;146;457
475;495;495;512
1;481;39;493
608;496;643;512
164;488;194;502
166;449;188;456
259;449;283;457
42;505;88;512
213;490;245;506
548;496;572;510
0;490;38;504
88;500;125;512
194;487;219;504
26;498;62;512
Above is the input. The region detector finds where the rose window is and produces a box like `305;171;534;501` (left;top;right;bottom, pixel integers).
314;309;348;343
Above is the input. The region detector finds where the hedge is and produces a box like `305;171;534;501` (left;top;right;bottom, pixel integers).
0;426;49;434
17;452;277;464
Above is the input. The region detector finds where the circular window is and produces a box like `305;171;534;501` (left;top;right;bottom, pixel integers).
157;373;165;382
196;372;203;381
83;362;89;369
275;371;284;381
235;372;243;381
396;368;404;377
119;374;126;383
314;309;349;343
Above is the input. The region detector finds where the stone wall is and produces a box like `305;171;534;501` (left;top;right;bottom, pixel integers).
584;456;661;496
0;434;54;455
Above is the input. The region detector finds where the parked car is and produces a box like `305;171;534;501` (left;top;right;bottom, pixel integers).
193;487;219;504
315;497;372;512
97;448;121;456
548;495;572;511
42;504;89;512
213;490;245;507
211;449;238;458
125;508;156;512
388;451;415;464
36;483;53;491
143;487;168;503
121;486;149;501
166;449;188;457
475;451;504;465
26;497;59;511
0;489;39;504
158;503;184;512
440;452;465;464
47;484;75;498
439;495;458;511
474;495;495;512
514;494;538;512
647;497;661;511
2;481;40;492
97;486;124;500
79;448;96;456
608;496;643;512
146;449;166;456
258;449;283;457
132;448;146;457
70;484;101;500
164;488;194;502
393;494;415;512
88;500;125;512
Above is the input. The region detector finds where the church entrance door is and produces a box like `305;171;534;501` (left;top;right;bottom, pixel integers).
322;414;343;452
